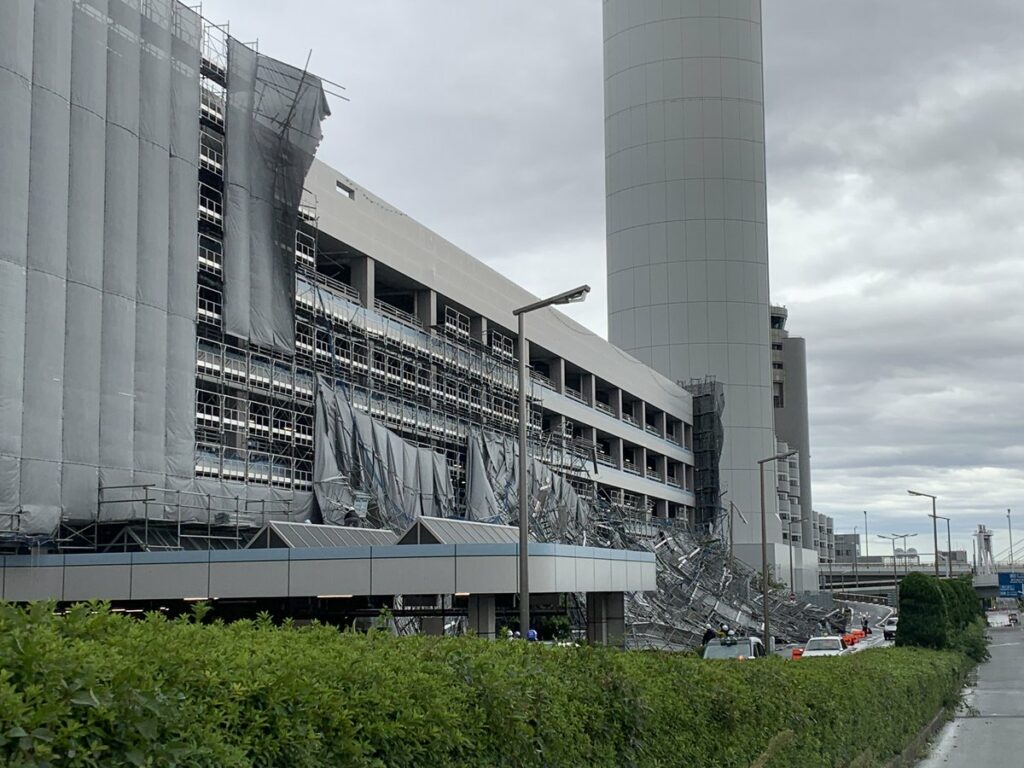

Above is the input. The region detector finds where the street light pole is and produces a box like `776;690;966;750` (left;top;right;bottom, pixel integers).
787;516;803;595
908;490;939;577
894;532;918;575
513;285;590;637
757;449;798;650
853;526;860;589
863;510;869;558
879;533;911;607
931;515;952;577
1009;509;1014;566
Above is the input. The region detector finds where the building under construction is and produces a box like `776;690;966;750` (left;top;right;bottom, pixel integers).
0;0;833;644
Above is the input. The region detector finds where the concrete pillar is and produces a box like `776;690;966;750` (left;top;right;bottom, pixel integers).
586;592;626;647
655;411;667;438
611;388;623;418
582;373;596;406
654;498;668;519
550;358;565;393
655;454;667;482
637;446;647;478
586;592;607;645
606;591;625;648
611;437;623;471
421;616;444;636
416;289;436;328
351;255;375;309
470;315;487;343
467;594;496;639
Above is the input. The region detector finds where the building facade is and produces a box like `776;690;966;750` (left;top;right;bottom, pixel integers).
770;305;816;550
0;0;697;551
602;0;779;557
834;533;859;564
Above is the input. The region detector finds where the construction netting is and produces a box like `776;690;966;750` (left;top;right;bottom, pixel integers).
314;378;455;530
0;0;325;536
223;38;330;354
0;0;203;536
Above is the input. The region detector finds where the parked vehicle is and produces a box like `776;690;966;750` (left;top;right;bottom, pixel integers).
702;636;766;660
798;636;849;658
882;617;899;641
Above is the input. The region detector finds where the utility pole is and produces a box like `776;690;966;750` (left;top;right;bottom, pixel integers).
879;534;910;607
908;490;939;576
863;510;869;558
853;526;860;589
1009;509;1015;566
757;449;798;651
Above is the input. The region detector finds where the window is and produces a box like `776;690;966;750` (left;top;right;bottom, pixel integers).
772;362;784;370
335;180;355;200
771;342;783;350
773;382;784;409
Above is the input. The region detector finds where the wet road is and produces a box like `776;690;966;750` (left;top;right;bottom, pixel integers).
917;625;1024;767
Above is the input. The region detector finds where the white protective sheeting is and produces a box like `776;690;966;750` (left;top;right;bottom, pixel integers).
0;0;202;535
464;431;589;540
314;377;455;531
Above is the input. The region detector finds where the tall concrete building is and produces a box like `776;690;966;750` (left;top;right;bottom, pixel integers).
603;0;779;556
769;305;814;549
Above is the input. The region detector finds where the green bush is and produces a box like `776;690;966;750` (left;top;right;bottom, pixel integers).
897;573;988;662
0;602;970;767
896;572;949;649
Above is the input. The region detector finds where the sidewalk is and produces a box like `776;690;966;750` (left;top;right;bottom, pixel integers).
916;625;1024;767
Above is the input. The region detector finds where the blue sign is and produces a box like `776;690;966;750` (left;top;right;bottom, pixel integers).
998;572;1024;598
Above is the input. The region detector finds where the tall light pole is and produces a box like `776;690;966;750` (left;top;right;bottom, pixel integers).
879;533;912;607
757;449;798;650
513;285;590;636
863;510;869;558
908;490;939;576
787;516;803;596
893;532;918;575
1008;509;1014;565
932;514;951;577
853;525;860;589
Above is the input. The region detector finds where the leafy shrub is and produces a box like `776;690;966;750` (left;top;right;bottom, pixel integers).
898;573;988;663
896;572;949;649
0;602;969;767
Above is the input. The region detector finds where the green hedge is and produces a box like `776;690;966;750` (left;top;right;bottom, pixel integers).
897;573;988;661
0;603;969;767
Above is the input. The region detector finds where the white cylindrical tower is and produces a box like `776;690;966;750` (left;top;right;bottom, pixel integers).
603;0;779;547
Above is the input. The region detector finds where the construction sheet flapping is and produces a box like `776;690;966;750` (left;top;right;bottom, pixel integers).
464;431;589;540
314;377;454;530
223;40;330;353
0;0;202;536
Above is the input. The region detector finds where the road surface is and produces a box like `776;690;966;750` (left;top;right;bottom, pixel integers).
917;625;1024;767
773;600;892;658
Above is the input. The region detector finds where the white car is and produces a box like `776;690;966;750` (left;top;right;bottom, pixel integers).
799;636;848;658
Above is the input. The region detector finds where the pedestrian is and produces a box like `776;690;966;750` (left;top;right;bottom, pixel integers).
702;623;717;645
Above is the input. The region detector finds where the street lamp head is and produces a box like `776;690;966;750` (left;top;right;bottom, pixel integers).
907;490;936;499
553;285;591;305
513;284;591;316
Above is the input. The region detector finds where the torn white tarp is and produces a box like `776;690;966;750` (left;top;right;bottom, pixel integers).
314;377;454;530
464;431;589;540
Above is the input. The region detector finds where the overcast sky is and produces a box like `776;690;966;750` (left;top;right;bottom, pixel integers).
205;1;1024;560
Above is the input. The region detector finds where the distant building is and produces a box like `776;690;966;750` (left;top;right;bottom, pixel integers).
834;533;860;563
770;306;816;554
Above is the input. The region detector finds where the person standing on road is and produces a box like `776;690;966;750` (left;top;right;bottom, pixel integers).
702;624;717;645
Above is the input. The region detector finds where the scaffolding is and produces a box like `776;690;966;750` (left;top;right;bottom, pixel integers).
683;377;725;534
